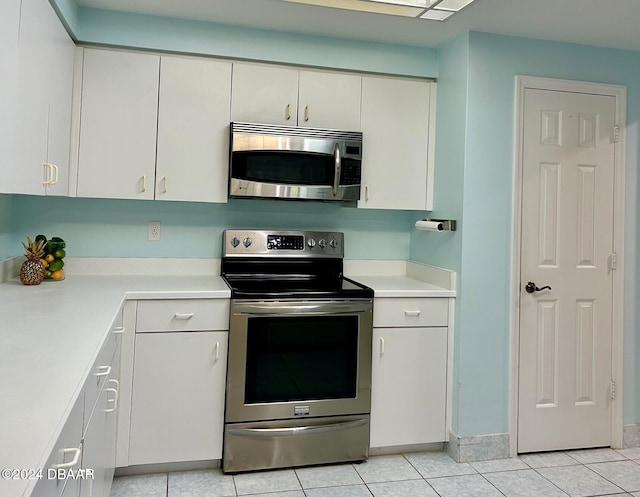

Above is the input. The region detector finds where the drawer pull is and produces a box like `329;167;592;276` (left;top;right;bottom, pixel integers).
113;326;125;334
404;310;421;317
174;313;195;320
94;365;111;377
379;337;385;355
105;379;119;413
53;447;81;469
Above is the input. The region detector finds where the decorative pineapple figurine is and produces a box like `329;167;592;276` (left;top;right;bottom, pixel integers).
20;237;46;285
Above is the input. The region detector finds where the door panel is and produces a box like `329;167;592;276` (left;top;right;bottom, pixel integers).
518;88;615;452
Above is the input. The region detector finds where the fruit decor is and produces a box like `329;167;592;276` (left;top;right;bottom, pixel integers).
36;235;66;281
20;237;46;285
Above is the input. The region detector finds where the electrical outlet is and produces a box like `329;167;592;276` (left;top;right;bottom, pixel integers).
148;221;161;241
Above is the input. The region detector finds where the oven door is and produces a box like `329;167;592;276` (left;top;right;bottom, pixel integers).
225;299;373;423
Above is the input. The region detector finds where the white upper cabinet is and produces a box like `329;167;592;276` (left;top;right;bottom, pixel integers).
45;9;76;197
76;49;160;200
0;0;20;193
156;56;232;203
11;0;75;196
359;77;436;211
297;70;361;130
75;49;232;203
231;63;362;130
231;63;299;125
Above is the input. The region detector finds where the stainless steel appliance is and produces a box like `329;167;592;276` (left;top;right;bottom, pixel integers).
229;122;363;202
221;229;374;473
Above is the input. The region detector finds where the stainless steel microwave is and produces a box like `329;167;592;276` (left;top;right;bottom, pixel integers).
229;122;363;202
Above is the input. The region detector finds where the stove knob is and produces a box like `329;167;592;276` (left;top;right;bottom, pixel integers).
307;238;316;248
243;237;252;248
329;238;338;249
318;238;327;248
230;236;240;248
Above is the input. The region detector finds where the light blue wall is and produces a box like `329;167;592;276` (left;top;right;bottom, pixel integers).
410;34;468;434
414;31;640;435
74;7;437;78
10;195;414;260
410;34;466;271
0;194;13;261
29;3;640;435
465;31;640;431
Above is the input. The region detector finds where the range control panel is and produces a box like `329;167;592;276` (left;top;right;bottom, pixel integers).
223;230;343;258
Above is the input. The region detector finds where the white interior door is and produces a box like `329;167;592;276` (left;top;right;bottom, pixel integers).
518;88;616;452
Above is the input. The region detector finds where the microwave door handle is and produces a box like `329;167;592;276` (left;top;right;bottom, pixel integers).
333;143;341;197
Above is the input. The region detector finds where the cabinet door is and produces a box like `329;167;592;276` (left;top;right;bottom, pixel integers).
129;331;228;465
156;56;232;203
0;0;20;192
30;393;83;497
77;49;159;200
81;342;120;497
359;77;435;210
298;70;361;130
231;63;298;125
45;15;75;197
370;327;447;448
12;0;53;195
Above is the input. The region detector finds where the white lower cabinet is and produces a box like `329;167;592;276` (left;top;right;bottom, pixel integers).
370;297;449;448
30;394;83;497
30;308;123;497
128;331;228;465
80;340;121;497
370;327;447;448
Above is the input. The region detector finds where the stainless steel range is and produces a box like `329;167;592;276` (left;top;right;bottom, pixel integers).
221;229;374;473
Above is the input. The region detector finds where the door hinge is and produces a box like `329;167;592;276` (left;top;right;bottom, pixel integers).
610;381;616;400
608;253;617;271
614;125;620;143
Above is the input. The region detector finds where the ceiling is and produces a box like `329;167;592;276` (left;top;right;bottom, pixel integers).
76;0;640;51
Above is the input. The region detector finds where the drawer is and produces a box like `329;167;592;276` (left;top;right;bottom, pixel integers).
83;319;122;435
136;299;229;332
30;393;83;497
373;297;448;328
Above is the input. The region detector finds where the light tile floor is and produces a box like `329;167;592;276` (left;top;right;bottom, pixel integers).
110;447;640;497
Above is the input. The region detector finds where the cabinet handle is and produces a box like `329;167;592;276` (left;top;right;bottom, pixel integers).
214;341;220;362
53;447;82;469
94;365;111;377
379;337;385;355
42;163;54;185
162;176;168;194
113;326;125;334
105;379;119;413
304;105;310;122
404;310;421;317
285;104;291;121
50;163;59;185
140;175;146;193
174;313;194;320
365;186;369;202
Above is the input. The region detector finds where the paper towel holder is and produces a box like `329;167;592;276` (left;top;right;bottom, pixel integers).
415;219;457;231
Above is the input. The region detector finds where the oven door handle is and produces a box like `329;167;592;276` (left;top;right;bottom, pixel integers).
233;302;371;316
228;418;367;438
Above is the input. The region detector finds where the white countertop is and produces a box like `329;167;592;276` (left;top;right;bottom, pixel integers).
0;266;454;496
349;275;455;298
0;275;230;497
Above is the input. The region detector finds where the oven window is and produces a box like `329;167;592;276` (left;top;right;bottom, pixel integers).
245;315;359;404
